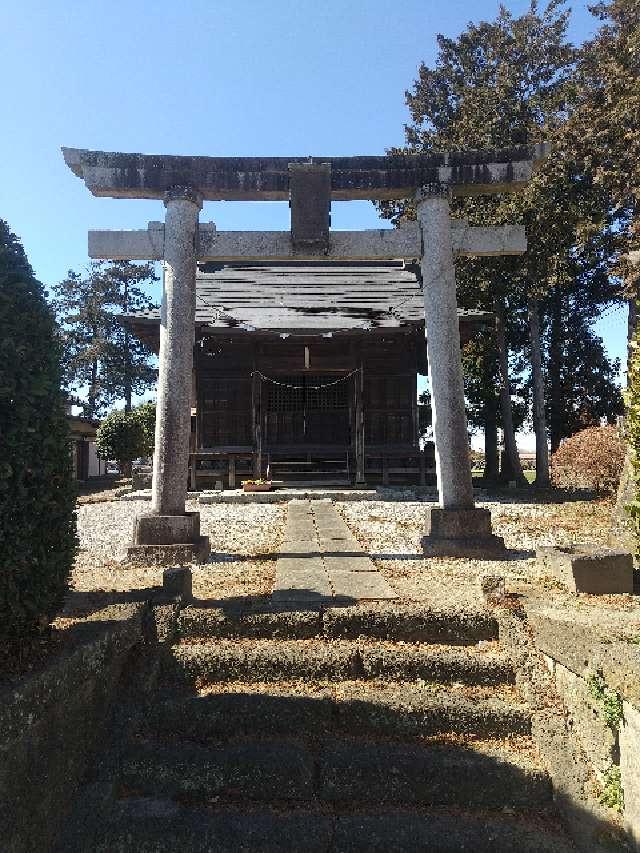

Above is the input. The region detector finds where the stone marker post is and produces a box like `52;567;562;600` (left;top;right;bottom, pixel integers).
130;187;210;562
417;186;504;557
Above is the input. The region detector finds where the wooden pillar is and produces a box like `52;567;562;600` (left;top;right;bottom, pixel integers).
228;455;236;489
355;362;365;484
419;453;426;487
411;357;419;446
252;367;262;478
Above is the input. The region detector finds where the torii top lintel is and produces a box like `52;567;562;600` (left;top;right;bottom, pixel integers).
62;144;549;202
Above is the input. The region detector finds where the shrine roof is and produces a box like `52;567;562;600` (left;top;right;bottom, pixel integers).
124;262;488;347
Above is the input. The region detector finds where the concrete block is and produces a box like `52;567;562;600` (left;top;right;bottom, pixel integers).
620;700;640;848
134;512;200;546
163;567;192;599
427;507;492;538
132;466;152;490
421;507;505;558
536;545;633;594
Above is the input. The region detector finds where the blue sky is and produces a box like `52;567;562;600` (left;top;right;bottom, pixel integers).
2;0;626;443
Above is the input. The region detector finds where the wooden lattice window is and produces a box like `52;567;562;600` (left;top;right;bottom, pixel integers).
265;375;349;411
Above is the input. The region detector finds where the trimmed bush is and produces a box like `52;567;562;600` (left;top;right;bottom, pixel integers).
551;425;625;494
96;409;145;477
0;220;77;656
132;402;156;457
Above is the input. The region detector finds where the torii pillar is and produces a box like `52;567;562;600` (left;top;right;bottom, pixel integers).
417;186;503;556
131;187;210;563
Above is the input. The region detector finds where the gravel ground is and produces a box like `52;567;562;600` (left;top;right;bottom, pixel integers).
71;500;285;608
335;496;616;610
71;493;620;614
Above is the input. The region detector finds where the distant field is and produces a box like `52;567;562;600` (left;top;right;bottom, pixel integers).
472;469;537;484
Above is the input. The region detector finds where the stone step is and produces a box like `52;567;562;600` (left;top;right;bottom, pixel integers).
120;738;314;802
119;736;548;809
323;604;499;643
319;738;550;808
146;681;530;739
177;603;498;644
86;799;576;853
169;639;513;685
178;606;323;641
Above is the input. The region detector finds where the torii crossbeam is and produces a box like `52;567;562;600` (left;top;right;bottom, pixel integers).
63;144;547;561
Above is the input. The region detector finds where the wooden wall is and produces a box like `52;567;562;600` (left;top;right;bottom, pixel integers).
195;332;421;453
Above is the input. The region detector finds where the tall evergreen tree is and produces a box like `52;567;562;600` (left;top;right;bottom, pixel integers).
380;1;577;485
565;0;640;547
52;263;113;418
99;261;158;411
381;0;623;484
52;260;157;417
563;0;639;256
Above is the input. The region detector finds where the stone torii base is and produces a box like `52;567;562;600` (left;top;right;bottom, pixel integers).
127;512;210;565
421;508;505;558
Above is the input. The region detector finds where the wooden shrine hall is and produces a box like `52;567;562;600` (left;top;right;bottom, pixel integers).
125;260;485;489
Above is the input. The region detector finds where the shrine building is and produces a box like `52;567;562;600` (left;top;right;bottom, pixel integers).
125;260;484;490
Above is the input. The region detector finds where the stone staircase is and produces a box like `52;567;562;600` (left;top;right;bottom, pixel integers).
60;603;577;852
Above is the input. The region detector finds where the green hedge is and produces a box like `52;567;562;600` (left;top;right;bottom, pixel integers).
0;221;76;656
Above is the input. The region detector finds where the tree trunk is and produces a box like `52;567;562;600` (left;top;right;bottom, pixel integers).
494;295;527;486
123;280;132;412
483;402;499;484
548;287;564;452
482;342;499;484
628;296;637;380
88;357;98;419
528;298;551;487
610;288;639;551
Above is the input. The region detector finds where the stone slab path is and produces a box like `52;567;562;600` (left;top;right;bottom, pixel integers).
272;499;396;604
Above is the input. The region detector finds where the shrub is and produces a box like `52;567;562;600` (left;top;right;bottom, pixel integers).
132;402;156;457
0;220;77;657
96;410;145;477
551;425;625;493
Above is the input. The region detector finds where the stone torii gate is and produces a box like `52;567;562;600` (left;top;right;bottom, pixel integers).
63;144;547;561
